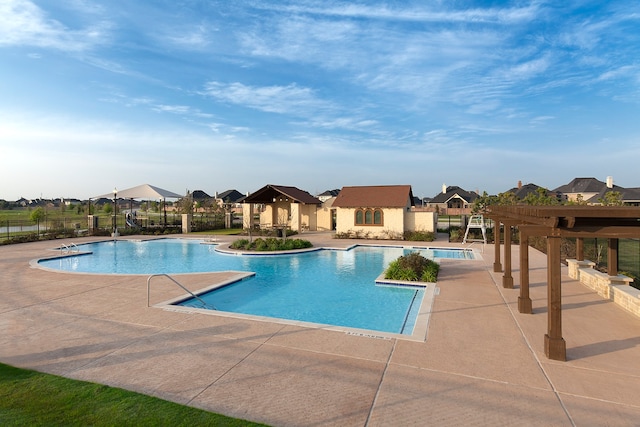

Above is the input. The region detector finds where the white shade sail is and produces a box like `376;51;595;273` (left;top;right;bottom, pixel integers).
92;184;183;200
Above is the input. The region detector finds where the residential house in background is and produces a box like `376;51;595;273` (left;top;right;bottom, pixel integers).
317;189;340;202
553;176;640;205
427;184;478;215
504;181;554;201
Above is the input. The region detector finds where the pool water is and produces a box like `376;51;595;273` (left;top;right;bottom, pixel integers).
38;239;473;335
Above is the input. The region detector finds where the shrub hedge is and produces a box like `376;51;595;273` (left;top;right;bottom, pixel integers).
384;252;439;282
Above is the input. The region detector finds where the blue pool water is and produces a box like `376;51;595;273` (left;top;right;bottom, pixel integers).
38;239;473;335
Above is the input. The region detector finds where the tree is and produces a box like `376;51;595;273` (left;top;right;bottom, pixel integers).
30;207;45;236
523;187;559;205
177;191;194;215
102;203;113;215
568;193;588;205
598;191;623;206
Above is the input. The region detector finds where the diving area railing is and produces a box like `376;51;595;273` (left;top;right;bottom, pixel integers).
147;273;216;310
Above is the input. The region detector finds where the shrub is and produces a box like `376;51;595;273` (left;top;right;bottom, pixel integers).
384;252;439;282
403;230;436;242
230;239;249;249
229;237;312;252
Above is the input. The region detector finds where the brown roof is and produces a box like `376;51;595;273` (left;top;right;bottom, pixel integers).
332;185;414;208
243;184;321;204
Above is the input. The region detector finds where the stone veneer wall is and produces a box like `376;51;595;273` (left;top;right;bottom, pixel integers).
567;259;640;317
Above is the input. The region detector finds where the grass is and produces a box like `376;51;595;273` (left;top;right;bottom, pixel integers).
0;363;268;426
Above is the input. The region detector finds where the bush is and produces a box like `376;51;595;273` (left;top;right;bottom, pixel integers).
230;239;250;249
384;252;439;282
229;238;313;251
403;230;436;242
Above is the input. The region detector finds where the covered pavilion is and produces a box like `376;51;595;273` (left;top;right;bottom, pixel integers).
487;205;640;361
242;184;322;233
91;184;184;229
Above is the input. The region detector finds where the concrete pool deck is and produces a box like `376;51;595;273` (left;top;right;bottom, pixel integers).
1;232;640;426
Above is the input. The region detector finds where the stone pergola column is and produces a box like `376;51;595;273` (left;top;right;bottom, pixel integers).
545;234;566;361
518;230;532;314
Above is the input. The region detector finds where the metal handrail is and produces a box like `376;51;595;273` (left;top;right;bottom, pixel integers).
147;273;216;309
60;242;79;254
464;240;484;253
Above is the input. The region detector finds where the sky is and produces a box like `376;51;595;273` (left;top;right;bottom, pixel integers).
1;0;640;201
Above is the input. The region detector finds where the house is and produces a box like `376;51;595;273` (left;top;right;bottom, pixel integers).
215;189;245;205
317;189;340;202
191;190;211;202
504;181;556;201
331;185;437;239
427;184;478;215
241;184;323;232
553;176;640;205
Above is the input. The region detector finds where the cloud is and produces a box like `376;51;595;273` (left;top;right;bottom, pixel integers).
0;0;111;51
257;2;540;25
202;81;332;115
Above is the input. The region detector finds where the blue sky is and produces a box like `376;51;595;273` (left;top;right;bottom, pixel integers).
1;0;639;201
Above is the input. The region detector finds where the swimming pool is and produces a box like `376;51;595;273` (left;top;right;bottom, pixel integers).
37;239;475;337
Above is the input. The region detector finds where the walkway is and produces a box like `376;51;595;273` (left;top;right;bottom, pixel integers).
1;233;639;426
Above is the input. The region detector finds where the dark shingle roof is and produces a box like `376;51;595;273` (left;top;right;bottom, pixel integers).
217;189;244;203
192;190;211;200
430;186;478;204
318;189;340;197
553;177;606;193
505;183;546;200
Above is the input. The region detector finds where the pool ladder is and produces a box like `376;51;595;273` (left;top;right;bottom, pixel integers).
60;242;79;254
147;274;216;310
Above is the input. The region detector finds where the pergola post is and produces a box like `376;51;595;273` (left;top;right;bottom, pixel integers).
608;238;619;276
576;238;584;261
502;222;514;289
518;230;532;313
544;234;566;361
493;221;502;272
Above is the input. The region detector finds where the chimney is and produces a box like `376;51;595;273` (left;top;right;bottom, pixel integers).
442;183;447;194
606;176;613;189
517;180;522;189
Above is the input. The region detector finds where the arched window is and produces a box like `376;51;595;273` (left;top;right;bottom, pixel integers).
373;209;382;225
354;208;384;226
365;210;373;224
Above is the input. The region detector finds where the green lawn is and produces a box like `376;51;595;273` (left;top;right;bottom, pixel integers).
0;363;267;426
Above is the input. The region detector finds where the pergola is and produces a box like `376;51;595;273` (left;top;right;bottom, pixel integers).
486;205;640;361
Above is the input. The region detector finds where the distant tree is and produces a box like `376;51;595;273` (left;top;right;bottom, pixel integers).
497;191;518;206
177;191;194;215
103;203;113;215
567;194;588;205
523;187;559;205
472;191;497;214
30;207;45;235
598;191;623;206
